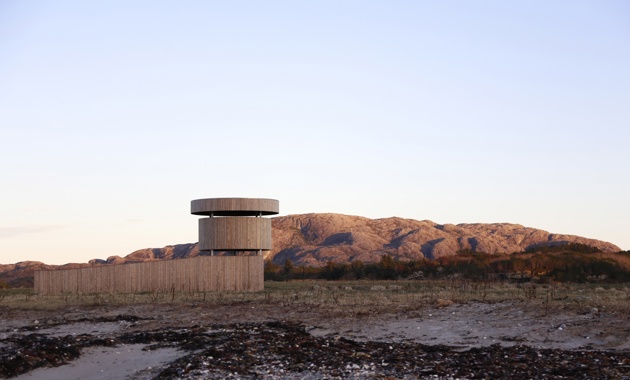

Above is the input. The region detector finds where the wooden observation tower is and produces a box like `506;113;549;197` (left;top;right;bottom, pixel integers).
191;198;279;256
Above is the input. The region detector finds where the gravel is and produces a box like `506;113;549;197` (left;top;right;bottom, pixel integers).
2;318;630;379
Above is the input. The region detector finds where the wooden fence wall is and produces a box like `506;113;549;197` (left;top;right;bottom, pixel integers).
34;256;264;295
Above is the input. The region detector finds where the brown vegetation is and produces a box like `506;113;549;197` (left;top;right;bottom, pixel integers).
267;244;630;284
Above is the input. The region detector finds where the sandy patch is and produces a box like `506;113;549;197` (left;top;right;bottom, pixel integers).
311;302;630;350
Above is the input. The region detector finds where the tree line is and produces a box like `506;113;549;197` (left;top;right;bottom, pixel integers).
265;244;630;283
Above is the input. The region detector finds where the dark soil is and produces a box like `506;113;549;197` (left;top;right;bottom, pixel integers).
2;317;630;379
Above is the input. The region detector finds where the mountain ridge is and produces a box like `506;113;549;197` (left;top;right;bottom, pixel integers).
268;213;620;265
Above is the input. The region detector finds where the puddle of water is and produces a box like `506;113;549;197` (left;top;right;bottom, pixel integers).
15;344;184;380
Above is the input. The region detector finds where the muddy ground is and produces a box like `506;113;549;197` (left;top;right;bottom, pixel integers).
1;300;630;379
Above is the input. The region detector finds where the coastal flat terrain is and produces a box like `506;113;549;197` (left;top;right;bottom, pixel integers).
2;281;630;379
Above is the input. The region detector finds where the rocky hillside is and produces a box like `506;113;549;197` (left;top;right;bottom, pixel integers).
89;243;199;265
269;214;621;266
1;213;622;286
0;262;92;288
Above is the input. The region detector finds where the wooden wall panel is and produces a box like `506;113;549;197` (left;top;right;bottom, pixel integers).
34;256;264;295
199;217;272;250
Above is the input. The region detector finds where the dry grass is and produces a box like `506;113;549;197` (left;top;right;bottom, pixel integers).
2;280;630;317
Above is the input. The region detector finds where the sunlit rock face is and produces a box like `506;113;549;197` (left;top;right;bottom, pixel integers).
267;213;621;266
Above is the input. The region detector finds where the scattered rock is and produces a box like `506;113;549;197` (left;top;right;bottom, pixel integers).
3;303;630;379
6;321;623;379
436;299;455;308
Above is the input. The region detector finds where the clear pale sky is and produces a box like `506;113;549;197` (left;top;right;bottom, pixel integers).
1;1;628;265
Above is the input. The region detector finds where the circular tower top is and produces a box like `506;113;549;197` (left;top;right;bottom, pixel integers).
191;198;279;216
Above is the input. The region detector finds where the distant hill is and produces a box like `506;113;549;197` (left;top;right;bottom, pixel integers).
0;261;92;288
268;214;621;265
1;213;622;287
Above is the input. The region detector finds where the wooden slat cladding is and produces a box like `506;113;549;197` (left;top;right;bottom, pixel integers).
199;217;271;250
34;256;264;295
191;198;279;216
